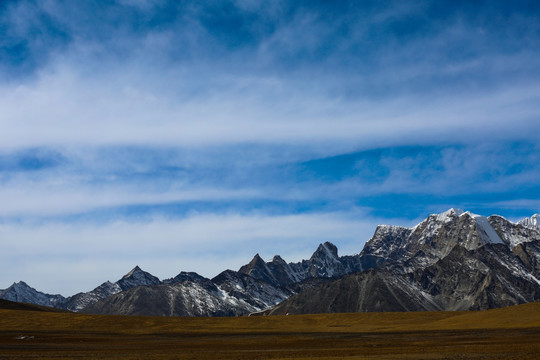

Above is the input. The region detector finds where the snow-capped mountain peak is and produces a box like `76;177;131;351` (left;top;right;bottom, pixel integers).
436;208;464;221
361;208;524;272
465;212;505;246
519;214;540;229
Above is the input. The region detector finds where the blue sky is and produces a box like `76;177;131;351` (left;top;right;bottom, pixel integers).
1;0;540;295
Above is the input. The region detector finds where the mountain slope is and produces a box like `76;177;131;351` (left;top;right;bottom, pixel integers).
82;243;353;316
0;282;66;308
271;210;540;315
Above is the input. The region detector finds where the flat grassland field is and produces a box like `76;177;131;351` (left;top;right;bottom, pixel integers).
1;302;540;359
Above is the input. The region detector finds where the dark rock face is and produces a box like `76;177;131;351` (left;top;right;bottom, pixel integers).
271;210;540;315
270;269;438;315
116;266;161;291
163;271;209;284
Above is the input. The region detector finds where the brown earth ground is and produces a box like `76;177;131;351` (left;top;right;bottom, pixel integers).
1;301;540;359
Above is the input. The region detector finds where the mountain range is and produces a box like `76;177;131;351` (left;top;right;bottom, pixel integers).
2;209;539;316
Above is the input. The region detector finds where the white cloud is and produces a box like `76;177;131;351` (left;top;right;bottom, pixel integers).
0;176;262;217
2;59;539;152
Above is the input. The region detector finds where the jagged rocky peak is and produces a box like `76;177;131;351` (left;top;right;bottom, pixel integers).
519;214;540;229
435;208;464;220
123;265;143;278
361;208;513;272
10;281;30;289
3;282;35;297
311;242;339;261
266;254;303;285
271;210;540;315
116;265;161;291
164;271;209;284
238;254;277;284
239;254;266;272
7;281;55;295
359;224;411;269
414;208;506;250
0;281;66;308
489;214;540;248
366;224;411;248
305;242;345;278
271;255;287;265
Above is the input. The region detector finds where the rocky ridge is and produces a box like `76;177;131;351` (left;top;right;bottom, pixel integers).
270;209;540;314
83;242;358;316
2;209;540;316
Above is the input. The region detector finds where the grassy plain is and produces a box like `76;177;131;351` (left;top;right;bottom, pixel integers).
1;301;540;359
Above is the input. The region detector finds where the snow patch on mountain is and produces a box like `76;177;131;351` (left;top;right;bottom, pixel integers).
466;212;505;246
519;214;540;229
436;208;464;222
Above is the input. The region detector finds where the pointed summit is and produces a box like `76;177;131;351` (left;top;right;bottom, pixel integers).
271;255;286;264
306;242;344;278
239;254;266;272
123;265;143;278
240;253;261;268
311;242;339;261
435;208;464;221
116;266;160;291
519;214;540;229
12;281;30;288
238;254;277;284
0;281;65;308
5;281;35;294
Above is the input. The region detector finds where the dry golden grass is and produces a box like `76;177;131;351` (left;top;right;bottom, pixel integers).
1;302;540;359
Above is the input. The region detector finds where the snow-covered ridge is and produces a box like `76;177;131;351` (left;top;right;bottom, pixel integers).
362;208;540;274
467;212;505;245
418;209;526;247
519;214;540;229
436;208;464;221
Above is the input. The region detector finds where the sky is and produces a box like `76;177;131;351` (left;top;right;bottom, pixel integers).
1;0;540;296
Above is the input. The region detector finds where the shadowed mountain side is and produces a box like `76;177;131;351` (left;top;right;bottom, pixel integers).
270;269;437;315
82;282;253;317
270;244;540;315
